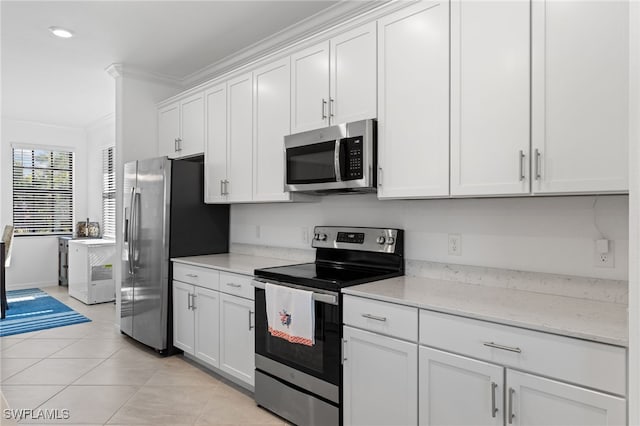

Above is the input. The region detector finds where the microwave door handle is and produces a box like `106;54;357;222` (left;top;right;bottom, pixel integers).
334;139;342;182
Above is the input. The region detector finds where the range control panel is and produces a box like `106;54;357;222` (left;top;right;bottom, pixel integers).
312;226;400;254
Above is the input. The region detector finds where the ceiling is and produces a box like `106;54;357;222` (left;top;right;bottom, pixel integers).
1;1;344;128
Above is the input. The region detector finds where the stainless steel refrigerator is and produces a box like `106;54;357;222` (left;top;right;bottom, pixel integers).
121;156;229;353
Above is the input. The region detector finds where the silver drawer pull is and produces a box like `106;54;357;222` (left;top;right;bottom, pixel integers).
362;313;387;322
483;341;522;353
186;273;198;278
226;282;242;288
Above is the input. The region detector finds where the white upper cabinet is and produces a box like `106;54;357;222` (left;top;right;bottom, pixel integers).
291;22;377;133
253;58;292;202
330;22;377;125
531;1;629;194
450;0;530;196
291;42;330;132
227;72;254;202
159;93;205;159
204;83;228;203
377;1;450;199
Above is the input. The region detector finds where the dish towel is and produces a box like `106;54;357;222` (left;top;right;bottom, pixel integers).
265;283;315;346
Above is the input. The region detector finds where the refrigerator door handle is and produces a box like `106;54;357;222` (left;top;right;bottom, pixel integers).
127;187;136;275
132;189;141;270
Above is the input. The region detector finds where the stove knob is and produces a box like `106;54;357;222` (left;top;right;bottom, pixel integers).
376;236;386;245
386;237;395;245
314;233;320;240
318;233;328;241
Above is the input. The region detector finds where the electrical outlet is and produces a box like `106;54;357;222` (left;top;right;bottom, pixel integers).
594;241;614;268
302;227;309;244
448;234;462;256
255;225;261;239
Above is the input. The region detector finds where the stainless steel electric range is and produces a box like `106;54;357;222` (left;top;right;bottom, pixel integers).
252;226;404;425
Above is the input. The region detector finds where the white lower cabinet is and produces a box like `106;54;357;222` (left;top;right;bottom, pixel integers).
219;292;255;386
343;296;627;426
172;280;195;354
172;281;220;368
507;370;626;426
419;346;503;426
343;326;418;426
194;286;220;367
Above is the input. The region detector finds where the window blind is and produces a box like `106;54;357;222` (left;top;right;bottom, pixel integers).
12;148;74;235
102;146;115;239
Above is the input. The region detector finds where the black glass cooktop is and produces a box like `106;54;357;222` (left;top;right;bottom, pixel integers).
254;262;402;292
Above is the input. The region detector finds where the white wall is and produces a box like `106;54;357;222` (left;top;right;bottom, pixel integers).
1;118;88;289
86;114;116;229
231;194;629;281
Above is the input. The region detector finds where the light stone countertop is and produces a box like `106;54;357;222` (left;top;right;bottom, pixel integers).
343;276;628;347
171;253;299;276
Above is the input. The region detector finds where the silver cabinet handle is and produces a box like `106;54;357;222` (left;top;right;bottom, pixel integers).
362;313;387;322
378;167;383;186
191;294;197;310
226;282;242;288
187;293;193;310
174;138;179;152
483;341;522;353
535;148;541;180
342;338;348;363
329;98;335;118
508;387;515;424
518;150;525;181
186;273;198;278
321;98;327;120
223;179;229;195
248;310;255;330
220;179;224;196
491;382;498;418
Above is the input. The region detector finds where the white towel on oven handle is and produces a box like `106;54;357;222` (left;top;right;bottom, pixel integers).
265;283;315;346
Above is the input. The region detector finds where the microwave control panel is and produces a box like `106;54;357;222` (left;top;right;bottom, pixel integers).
343;136;363;180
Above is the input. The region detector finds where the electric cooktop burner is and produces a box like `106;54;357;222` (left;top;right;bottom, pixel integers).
254;226;404;292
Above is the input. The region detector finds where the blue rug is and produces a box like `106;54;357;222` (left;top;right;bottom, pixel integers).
0;288;91;337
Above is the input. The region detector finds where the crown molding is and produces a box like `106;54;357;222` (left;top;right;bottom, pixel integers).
105;63;183;88
182;0;401;87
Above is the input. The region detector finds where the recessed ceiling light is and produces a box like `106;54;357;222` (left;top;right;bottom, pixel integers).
49;26;74;39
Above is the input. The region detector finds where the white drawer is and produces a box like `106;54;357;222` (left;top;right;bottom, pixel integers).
219;271;254;300
343;295;418;342
173;263;219;291
419;309;626;396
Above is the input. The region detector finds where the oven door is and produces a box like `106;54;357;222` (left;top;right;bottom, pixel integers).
254;281;341;388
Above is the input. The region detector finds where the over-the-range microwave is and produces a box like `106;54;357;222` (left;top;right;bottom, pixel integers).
284;119;376;194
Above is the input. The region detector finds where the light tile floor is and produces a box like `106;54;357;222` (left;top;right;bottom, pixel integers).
0;286;287;425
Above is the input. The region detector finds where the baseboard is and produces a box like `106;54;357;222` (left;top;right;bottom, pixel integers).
6;281;58;291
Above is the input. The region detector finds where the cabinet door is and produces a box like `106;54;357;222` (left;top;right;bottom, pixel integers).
330;22;377;125
194;286;220;368
172;281;194;355
219;293;255;386
227;73;254;202
180;93;205;158
291;41;330;132
159;103;180;159
531;1;629;194
343;326;417;426
450;0;530;196
377;1;450;199
507;370;626;426
419;346;503;426
204;83;228;203
253;58;292;202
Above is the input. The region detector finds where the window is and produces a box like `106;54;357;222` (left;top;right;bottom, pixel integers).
102;146;115;239
12;148;74;235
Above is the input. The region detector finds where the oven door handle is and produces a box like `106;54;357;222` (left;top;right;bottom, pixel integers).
252;279;338;305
